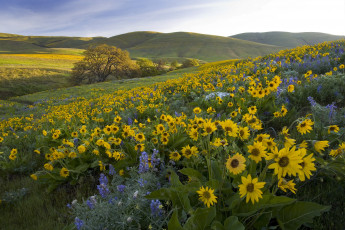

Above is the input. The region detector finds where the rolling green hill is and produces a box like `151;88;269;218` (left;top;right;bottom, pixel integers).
0;31;343;61
0;31;283;61
231;31;345;48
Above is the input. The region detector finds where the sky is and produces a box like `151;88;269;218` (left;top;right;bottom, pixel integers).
0;0;344;37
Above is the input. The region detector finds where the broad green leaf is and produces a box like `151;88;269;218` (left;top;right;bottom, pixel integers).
253;211;272;230
168;211;184;230
277;201;331;230
170;170;183;187
179;168;205;181
211;221;224;230
184;207;216;230
233;194;296;216
224;216;245;230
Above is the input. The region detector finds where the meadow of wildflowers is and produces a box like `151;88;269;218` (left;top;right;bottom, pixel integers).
0;39;345;229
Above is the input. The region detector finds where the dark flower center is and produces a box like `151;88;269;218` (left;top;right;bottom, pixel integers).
279;157;290;167
231;159;239;168
203;191;211;199
246;183;254;192
251;148;260;156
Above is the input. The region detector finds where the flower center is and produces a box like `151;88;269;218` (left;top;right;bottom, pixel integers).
278;156;290;167
203;191;211;199
251;148;260;156
206;127;213;133
246;183;254;192
230;159;239;168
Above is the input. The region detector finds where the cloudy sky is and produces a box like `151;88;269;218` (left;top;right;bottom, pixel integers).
1;0;344;37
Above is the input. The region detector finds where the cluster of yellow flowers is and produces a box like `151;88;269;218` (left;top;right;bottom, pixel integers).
0;39;344;209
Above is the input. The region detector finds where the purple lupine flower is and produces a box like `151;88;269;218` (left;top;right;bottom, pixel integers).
73;138;79;147
109;164;116;176
117;185;126;193
138;178;147;187
86;199;95;209
326;102;337;119
97;183;110;198
317;85;322;93
307;96;317;107
99;173;108;185
75;217;84;230
150;199;163;217
66;203;72;209
138;151;149;174
128;117;133;125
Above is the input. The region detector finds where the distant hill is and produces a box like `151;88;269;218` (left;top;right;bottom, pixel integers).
0;31;283;61
0;31;343;61
231;32;345;48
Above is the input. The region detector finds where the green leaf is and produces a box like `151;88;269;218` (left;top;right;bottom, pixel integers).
211;221;224;230
224;216;245;230
233;194;296;216
179;168;205;181
184;207;216;230
253;211;272;230
74;163;89;173
170;170;183;187
168;211;184;230
277;201;331;230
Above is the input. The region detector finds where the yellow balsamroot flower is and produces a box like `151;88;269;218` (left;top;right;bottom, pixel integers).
202;119;217;136
193;107;202;114
296;119;314;135
268;146;302;179
169;151;181;161
278;178;297;194
225;153;246;175
287;84;295;92
60;168;69;178
255;133;270;143
99;161;105;171
69;152;77;158
247;141;267;163
9;153;17;160
248;106;257;115
197;186;217;208
77;145;86;153
238;126;250;140
220;119;238;137
263;138;276;151
188;128;199;141
135;133;146;142
238;174;266;204
0;136;3;142
135;144;145;152
328;125;339;134
30;174;38;180
44;163;54;171
181;145;199;159
297;148;316;181
314;141;329;153
11;148;17;155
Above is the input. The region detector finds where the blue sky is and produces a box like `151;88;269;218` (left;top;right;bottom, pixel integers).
0;0;344;37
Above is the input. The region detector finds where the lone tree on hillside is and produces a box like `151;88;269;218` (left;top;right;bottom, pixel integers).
71;44;140;84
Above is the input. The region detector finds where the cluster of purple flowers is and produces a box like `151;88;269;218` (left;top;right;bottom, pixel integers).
138;151;150;174
150;199;163;217
75;217;84;230
97;173;110;198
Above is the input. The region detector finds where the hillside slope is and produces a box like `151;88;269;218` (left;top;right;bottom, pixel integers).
0;31;283;61
231;31;345;48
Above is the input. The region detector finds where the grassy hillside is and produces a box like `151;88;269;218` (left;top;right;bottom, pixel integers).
231;31;345;48
0;31;284;61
